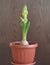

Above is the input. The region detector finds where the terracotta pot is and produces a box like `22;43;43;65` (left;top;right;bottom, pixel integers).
10;42;38;64
11;61;36;65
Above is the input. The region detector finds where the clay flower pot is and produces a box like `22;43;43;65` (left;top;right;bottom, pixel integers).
10;42;38;64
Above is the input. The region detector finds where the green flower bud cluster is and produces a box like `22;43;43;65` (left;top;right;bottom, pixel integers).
20;5;30;41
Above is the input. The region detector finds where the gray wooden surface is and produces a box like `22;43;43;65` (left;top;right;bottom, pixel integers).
0;0;50;65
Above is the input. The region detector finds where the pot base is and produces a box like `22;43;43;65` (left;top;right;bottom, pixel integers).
11;61;36;65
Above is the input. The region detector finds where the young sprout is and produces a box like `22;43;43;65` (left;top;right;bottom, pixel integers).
20;5;30;45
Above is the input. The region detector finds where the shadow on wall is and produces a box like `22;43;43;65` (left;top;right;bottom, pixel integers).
0;43;12;65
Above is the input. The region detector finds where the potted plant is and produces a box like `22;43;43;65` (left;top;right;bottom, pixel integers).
10;5;38;65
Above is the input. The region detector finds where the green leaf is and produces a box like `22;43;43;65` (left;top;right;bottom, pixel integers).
25;21;30;34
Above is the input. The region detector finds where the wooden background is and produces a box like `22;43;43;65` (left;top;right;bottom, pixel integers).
0;0;50;65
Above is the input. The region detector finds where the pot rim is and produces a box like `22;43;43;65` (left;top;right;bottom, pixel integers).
10;41;38;48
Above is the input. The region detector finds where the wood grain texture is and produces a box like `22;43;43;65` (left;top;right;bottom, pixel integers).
0;0;50;65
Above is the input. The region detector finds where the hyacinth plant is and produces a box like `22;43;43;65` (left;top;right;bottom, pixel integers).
20;5;30;45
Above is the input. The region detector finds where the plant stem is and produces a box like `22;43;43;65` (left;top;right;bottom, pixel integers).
22;32;27;41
